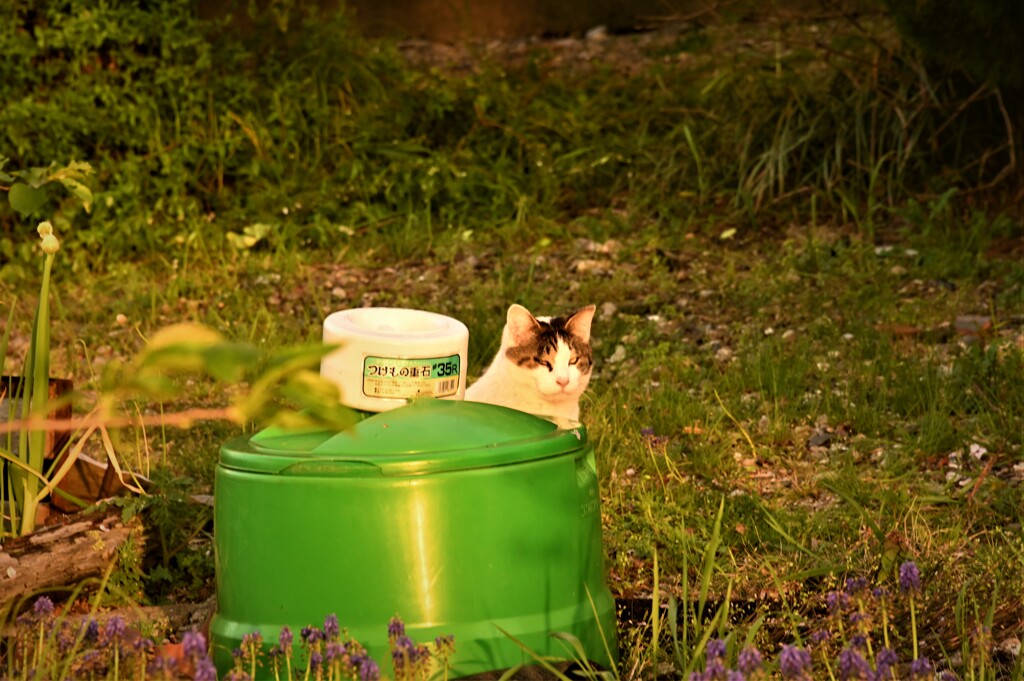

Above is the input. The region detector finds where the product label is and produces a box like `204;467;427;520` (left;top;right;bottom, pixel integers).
362;355;461;399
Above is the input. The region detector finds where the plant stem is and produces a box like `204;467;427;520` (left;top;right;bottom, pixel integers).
19;252;54;536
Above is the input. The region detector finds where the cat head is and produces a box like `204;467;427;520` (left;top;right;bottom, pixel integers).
502;303;596;400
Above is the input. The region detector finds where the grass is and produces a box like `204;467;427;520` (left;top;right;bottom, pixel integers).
1;0;1023;678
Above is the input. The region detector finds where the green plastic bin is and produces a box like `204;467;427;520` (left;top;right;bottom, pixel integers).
210;399;618;677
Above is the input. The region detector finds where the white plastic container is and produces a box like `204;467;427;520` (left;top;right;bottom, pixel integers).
320;307;469;412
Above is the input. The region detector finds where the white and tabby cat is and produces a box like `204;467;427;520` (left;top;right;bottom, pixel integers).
465;303;596;422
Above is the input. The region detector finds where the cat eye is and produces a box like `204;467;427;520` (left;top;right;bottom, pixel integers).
569;356;579;365
535;358;553;371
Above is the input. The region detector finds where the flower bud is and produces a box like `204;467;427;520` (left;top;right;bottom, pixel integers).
40;233;60;255
37;221;54;237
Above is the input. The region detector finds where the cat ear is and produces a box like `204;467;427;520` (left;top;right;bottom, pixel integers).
565;304;596;343
506;304;541;344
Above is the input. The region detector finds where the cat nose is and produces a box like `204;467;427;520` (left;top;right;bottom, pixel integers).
556;375;570;387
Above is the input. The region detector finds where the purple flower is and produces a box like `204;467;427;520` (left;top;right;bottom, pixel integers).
726;672;746;681
737;646;763;674
324;613;340;641
837;647;872;680
278;626;294;652
183;631;207;659
133;637;155;653
844;577;868;595
849;633;868;650
872;586;889;600
387;616;405;641
779;644;812;679
909;657;934;678
809;629;832;645
357;655;381;681
706;638;728;661
325;641;347;662
876;648;899;678
302;625;323;645
705;658;727;679
688;673;706;681
937;671;958;681
231;647;244;659
82;619;100;643
827;591;851;613
194;658;218;681
104;616;127;642
33;596;55;617
899;561;921;594
310;650;324;672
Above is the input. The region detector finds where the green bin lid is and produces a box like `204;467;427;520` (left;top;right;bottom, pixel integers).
219;399;587;477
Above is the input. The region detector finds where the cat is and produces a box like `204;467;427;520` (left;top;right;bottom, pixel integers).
465;303;596;422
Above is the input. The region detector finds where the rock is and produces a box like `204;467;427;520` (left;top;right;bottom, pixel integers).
955;315;992;340
807;430;832;448
890;265;908;276
599;302;618;320
782;329;798;343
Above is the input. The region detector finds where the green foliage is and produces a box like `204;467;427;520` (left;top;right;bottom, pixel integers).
2;1;1017;266
883;0;1024;90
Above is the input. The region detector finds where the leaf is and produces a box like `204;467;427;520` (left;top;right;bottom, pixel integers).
60;177;93;212
8;183;47;215
226;223;272;250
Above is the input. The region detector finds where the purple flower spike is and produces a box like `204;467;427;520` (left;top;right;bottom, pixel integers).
876;648;899;677
706;638;727;661
104;616;127;642
726;672;746;681
844;576;868;595
737;646;763;674
324;613;340;640
388;616;405;641
194;658;218;681
705;658;726;679
909;657;934;678
83;619;100;642
687;672;706;681
279;626;294;651
310;650;324;672
33;596;55;617
779;644;812;680
899;561;922;594
183;631;207;659
301;625;323;645
837;647;872;680
358;656;380;681
826;591;851;613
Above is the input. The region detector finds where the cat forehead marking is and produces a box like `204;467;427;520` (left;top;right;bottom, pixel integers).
506;316;592;369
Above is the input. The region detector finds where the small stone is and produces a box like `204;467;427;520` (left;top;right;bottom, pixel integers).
714;346;734;362
608;345;627;363
572;259;609;274
998;636;1021;657
331;286;347;300
599;302;617;319
955;315;992;338
698;289;715;299
6;566;15;579
808;430;832;448
890;265;908;276
764;327;775;336
116;313;128;326
782;329;798;343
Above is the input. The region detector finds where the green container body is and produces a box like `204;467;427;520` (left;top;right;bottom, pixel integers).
210;400;618;677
